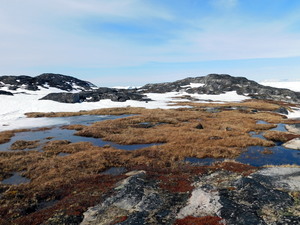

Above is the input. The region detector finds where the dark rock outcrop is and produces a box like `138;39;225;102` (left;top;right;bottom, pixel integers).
0;90;13;96
273;107;289;115
140;74;300;103
80;171;189;225
81;167;300;225
0;73;96;91
40;87;149;103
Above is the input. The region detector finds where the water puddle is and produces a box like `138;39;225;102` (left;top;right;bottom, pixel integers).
185;157;223;165
0;114;161;152
236;145;300;167
1;172;31;185
101;167;127;175
270;123;287;132
185;145;300;167
57;152;70;157
249;131;266;140
256;120;270;124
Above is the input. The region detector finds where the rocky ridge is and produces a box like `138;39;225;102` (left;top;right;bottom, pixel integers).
40;87;149;103
140;74;300;103
0;73;96;92
2;73;300;104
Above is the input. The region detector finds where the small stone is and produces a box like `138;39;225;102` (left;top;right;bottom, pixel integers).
195;123;204;129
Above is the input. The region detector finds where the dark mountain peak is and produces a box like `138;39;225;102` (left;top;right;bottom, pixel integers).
0;73;97;91
34;73;97;91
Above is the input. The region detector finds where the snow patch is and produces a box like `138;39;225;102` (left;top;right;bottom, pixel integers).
181;83;205;88
112;86;140;89
287;107;300;119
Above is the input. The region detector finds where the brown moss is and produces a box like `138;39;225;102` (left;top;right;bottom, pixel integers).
174;216;224;225
0;131;14;144
0;129;30;145
61;124;87;131
11;174;124;225
25;107;147;118
262;148;274;155
10;140;40;150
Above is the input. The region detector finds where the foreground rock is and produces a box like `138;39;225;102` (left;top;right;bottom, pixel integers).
81;170;188;225
286;124;300;134
0;73;96;91
40;87;150;103
283;138;300;150
140;74;300;103
81;166;300;225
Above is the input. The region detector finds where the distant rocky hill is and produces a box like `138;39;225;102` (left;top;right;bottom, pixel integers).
40;87;149;103
0;73;96;92
140;74;300;103
2;73;300;104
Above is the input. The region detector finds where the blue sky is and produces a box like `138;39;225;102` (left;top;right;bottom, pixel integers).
1;0;300;86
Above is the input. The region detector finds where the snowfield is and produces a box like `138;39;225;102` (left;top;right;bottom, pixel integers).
0;81;300;131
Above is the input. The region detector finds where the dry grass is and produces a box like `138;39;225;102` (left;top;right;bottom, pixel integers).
66;108;277;160
170;99;290;111
10;140;40;150
25;107;147;118
0;129;30;145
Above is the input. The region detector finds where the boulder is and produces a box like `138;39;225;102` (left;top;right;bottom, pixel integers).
41;93;81;103
195;123;204;129
80;170;188;225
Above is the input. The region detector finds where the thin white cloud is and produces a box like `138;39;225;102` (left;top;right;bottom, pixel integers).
0;0;300;76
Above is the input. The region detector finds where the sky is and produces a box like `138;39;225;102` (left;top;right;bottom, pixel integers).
1;0;300;86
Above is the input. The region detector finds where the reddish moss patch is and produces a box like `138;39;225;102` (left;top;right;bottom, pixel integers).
174;216;224;225
5;174;125;225
158;174;193;193
216;161;257;176
110;216;128;224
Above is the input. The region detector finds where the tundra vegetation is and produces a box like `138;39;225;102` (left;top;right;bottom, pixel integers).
0;99;300;224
